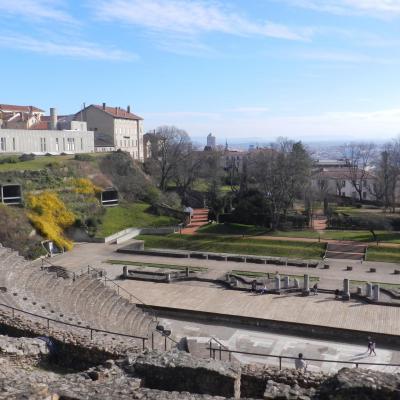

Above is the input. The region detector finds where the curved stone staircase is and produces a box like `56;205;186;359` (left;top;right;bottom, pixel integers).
0;245;165;348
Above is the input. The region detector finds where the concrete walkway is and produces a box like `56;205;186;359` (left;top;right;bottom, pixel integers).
160;317;400;373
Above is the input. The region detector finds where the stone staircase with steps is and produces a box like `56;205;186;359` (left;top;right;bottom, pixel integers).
181;208;209;235
324;242;367;261
0;245;168;349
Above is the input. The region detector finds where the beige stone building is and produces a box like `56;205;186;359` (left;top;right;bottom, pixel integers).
75;104;144;161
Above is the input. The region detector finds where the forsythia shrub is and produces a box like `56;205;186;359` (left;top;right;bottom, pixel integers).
26;191;75;251
70;178;101;195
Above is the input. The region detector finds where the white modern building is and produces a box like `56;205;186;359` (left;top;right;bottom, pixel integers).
0;104;94;154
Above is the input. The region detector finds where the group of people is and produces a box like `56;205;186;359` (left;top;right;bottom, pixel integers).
294;337;377;372
251;280;268;295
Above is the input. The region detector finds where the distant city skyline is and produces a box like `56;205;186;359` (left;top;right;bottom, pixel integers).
2;0;400;141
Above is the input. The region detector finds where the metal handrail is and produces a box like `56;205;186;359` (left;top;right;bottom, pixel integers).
209;336;232;361
207;346;400;370
0;301;148;349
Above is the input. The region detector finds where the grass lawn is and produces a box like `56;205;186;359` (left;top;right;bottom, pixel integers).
96;203;179;237
198;223;269;236
366;246;400;263
0;155;75;171
137;234;325;260
198;223;400;244
106;259;207;272
231;269;319;282
0;153;110;172
350;280;400;290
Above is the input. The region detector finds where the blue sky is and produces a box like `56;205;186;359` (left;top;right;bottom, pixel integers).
1;0;400;143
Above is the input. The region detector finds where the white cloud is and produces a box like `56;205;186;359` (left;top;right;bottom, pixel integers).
0;34;138;61
91;0;311;41
287;0;400;18
0;0;73;23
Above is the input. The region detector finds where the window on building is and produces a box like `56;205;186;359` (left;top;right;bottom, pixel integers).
120;140;122;147
81;138;83;150
55;138;59;152
0;137;6;151
12;137;15;151
63;138;65;150
342;180;346;187
363;192;367;199
40;138;46;152
66;138;75;151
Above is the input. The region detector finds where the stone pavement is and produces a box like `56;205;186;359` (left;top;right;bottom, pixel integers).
159;317;400;373
119;279;400;337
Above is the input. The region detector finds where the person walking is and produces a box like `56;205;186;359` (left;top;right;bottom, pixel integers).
369;339;376;356
367;337;372;353
312;283;318;295
295;353;308;371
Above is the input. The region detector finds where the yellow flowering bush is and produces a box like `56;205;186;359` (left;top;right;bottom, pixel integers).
26;191;75;251
70;178;101;195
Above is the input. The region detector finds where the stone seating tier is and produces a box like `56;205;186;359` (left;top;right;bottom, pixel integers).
0;244;160;348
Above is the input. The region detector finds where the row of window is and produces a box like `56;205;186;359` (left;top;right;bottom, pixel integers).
117;127;139;135
1;137;84;152
119;139;138;148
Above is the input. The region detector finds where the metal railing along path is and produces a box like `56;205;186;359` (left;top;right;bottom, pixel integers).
207;344;400;371
0;301;148;349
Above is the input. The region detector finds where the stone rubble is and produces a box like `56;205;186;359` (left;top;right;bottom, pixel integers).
1;334;400;399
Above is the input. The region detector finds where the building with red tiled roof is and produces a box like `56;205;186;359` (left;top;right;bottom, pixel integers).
0;103;44;130
311;166;377;201
0;104;44;113
74;103;144;161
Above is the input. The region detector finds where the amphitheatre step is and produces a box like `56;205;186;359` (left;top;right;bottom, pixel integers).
325;251;364;260
326;243;367;252
0;246;158;348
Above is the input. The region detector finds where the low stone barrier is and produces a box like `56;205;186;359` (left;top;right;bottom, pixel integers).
318;367;400;400
0;311;140;370
126;349;241;399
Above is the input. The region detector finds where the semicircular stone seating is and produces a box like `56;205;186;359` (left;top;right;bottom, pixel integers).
0;244;163;348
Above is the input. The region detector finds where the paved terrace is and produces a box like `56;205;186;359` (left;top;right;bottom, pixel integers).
159;317;400;373
41;242;400;372
119;280;400;337
49;242;400;291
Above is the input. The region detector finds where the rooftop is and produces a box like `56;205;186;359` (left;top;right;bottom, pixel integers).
92;105;143;121
0;104;44;113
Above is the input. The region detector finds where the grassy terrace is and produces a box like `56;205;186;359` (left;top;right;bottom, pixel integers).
366;246;400;263
97;203;179;238
231;269;320;282
137;234;325;260
0;155;75;171
350;280;400;290
106;259;207;272
199;223;400;244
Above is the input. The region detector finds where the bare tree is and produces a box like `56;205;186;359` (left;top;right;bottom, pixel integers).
145;126;191;191
342;142;376;202
373;140;400;211
248;140;312;229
